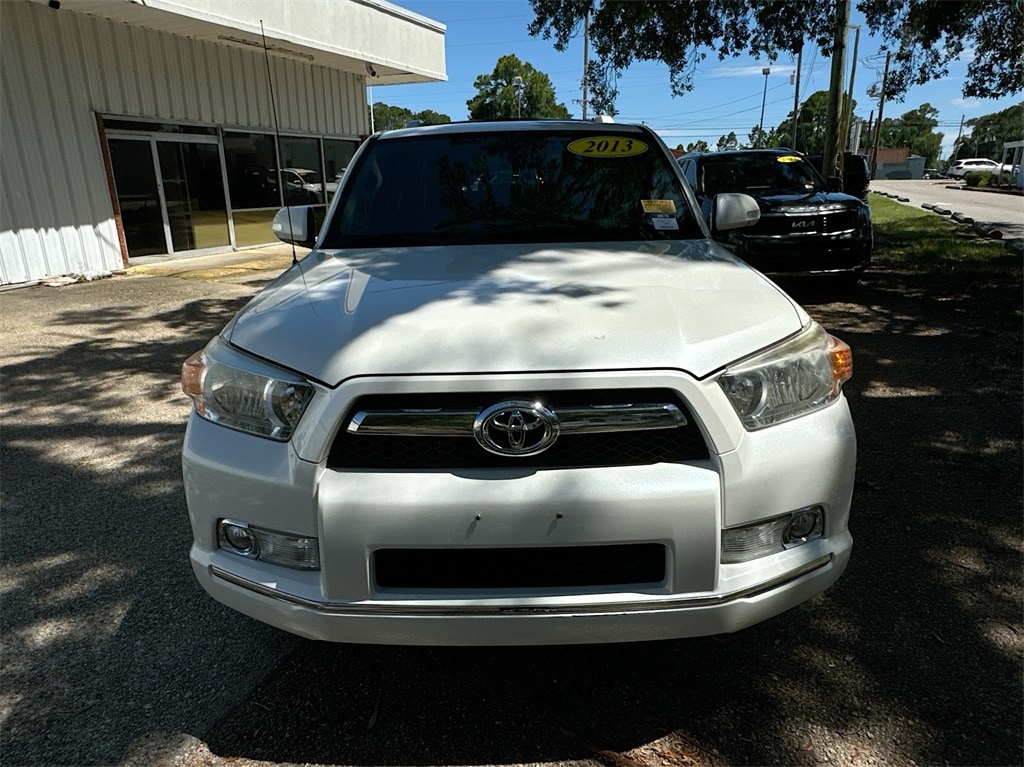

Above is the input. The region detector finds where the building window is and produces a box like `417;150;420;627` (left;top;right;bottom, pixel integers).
223;132;280;247
324;139;359;200
279;136;326;206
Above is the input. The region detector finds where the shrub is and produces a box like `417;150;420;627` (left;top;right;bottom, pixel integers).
963;170;994;188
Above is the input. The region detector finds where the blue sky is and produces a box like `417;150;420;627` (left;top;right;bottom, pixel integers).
377;0;1020;160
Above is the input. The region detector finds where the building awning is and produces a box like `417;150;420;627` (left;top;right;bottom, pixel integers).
35;0;446;84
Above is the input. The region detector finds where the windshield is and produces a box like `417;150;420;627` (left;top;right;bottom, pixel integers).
323;129;701;248
699;153;824;197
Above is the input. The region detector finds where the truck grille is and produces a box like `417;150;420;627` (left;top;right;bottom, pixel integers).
327;389;709;470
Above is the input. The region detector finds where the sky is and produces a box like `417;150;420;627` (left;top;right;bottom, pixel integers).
376;0;1021;161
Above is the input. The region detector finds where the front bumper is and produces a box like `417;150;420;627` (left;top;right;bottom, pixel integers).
183;371;855;645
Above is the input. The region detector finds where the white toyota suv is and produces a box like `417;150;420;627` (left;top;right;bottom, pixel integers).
181;120;855;645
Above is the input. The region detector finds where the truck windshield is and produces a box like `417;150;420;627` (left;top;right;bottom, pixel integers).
322;129;701;248
700;153;825;197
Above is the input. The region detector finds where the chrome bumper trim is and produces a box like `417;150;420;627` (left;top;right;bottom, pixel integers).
210;554;833;616
348;402;687;437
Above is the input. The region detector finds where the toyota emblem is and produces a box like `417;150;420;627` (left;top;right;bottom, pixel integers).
473;401;560;456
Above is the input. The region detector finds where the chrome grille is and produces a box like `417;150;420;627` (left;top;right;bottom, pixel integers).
327;389;709;470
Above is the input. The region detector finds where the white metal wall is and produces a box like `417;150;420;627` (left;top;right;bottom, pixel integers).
0;1;369;285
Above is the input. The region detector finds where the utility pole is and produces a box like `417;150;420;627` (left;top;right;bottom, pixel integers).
952;114;965;160
842;25;860;165
869;50;891;180
791;46;802;151
821;0;850;179
758;67;770;146
581;11;590;120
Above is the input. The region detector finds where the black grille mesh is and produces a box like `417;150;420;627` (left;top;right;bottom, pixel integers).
328;388;709;470
374;544;667;589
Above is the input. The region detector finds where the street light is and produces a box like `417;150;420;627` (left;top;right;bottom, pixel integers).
512;75;525;118
758;67;771;146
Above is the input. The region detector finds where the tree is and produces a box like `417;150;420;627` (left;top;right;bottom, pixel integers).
528;0;1023;101
959;103;1024;161
685;140;711;153
773;90;832;154
372;103;452;131
717;132;740;152
878;103;943;166
467;54;571;120
411;109;452;126
372;102;413;131
585;60;619;117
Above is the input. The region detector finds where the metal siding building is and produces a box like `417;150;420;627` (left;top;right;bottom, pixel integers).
0;0;446;286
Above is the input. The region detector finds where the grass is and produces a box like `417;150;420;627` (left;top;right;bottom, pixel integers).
869;195;1021;279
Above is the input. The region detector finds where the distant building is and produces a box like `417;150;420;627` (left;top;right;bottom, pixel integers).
0;0;446;286
864;147;926;180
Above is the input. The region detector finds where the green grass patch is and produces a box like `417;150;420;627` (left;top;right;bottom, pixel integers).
870;195;1021;279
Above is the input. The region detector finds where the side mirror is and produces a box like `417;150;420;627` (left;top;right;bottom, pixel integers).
272;206;317;247
712;193;761;231
826;175;843;193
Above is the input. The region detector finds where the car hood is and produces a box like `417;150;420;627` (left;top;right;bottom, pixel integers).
224;241;808;386
754;191;864;211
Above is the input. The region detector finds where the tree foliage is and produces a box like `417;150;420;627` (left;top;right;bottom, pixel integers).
681;140;711;153
528;0;1023;101
771;90;830;154
878;103;943;166
467;54;571;120
959;103;1024;161
585;60;619;117
716;132;740;152
372;102;451;131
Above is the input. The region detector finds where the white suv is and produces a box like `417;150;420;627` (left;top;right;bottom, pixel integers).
947;158;1000;177
181;121;855;645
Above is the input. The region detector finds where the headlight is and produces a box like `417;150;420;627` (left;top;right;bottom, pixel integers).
718;323;852;430
181;337;314;441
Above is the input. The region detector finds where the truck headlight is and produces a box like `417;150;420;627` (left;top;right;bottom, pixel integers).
181;337;314;441
718;323;852;430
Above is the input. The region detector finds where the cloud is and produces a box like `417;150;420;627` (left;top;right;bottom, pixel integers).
711;65;795;78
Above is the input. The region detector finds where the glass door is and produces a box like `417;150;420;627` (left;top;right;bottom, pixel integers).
156;141;230;252
108;138;166;257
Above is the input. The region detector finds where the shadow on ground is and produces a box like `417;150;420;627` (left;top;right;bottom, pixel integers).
1;258;1021;766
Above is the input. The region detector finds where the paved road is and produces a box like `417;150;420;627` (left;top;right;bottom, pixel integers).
2;257;1021;767
869;179;1024;240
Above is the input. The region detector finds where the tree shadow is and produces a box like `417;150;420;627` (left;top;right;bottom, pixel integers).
2;252;1020;767
201;261;1021;766
1;281;299;766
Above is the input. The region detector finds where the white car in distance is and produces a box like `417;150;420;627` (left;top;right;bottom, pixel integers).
181;120;856;646
947;158;1001;178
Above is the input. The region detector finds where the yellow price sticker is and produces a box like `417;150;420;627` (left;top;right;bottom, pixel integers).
777;155;802;163
641;199;676;214
568;136;649;158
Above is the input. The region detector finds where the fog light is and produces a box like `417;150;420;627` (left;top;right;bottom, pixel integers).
219;520;258;557
217;519;320;570
785;507;823;543
722;506;825;563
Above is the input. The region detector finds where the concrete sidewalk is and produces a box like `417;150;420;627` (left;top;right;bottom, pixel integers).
869;179;1024;244
125;243;310;285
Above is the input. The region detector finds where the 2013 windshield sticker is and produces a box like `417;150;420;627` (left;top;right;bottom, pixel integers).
641;199;676;214
567;137;649;157
777;155;802;163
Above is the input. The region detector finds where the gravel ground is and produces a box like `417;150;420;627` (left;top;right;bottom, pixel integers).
1;244;1021;767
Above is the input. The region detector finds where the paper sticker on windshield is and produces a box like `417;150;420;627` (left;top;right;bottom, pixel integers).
568;136;648;158
777;155;802;163
642;199;676;214
650;216;679;231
